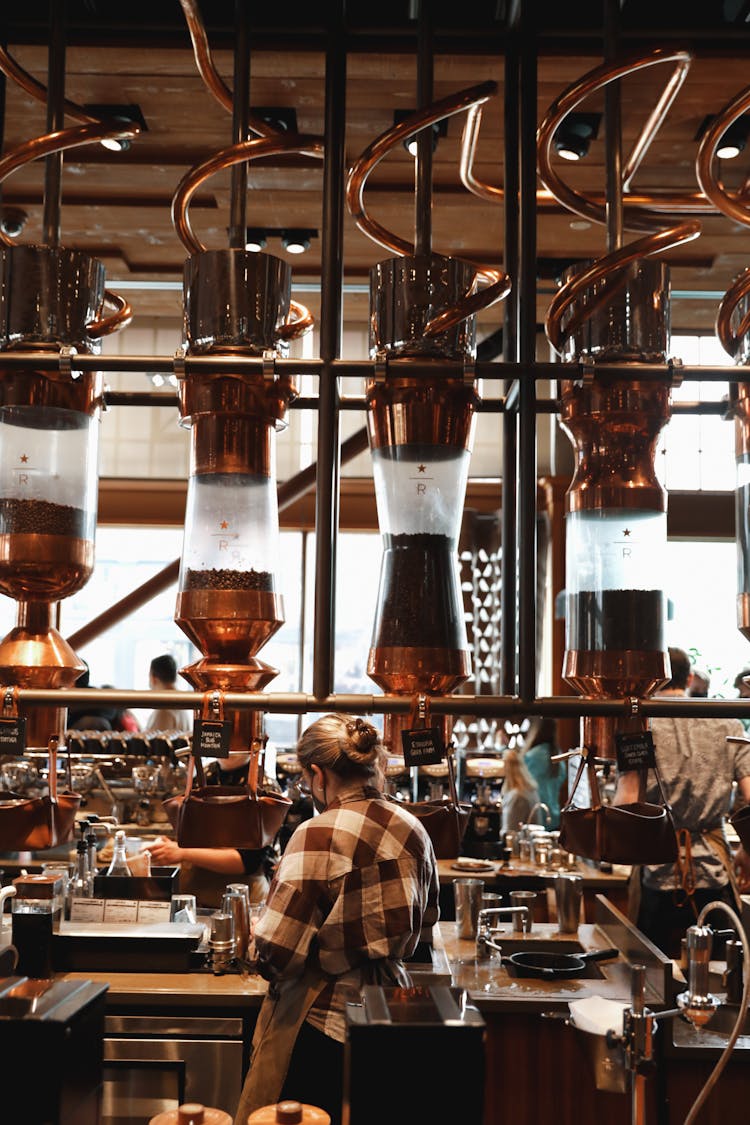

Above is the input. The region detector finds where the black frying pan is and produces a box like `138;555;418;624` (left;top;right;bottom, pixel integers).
502;946;620;980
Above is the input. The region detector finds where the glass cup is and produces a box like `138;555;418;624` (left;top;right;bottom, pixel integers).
510;890;536;933
248;902;265;938
169;893;197;924
554;874;583;934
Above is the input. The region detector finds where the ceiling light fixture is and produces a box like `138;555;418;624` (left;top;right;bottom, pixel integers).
245;228;268;252
696;113;750;159
250;106;299;134
393;111;448;157
84;103;148;152
553;113;601;161
281;229;316;255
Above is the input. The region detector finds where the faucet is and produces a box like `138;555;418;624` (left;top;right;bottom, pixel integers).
527;802;552;828
476;906;530;960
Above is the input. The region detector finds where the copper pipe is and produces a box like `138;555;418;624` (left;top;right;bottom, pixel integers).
66;426;369;651
696;84;750;227
86;290;133;338
537;47;694;234
178;0;281;138
0;43;97;124
717;267;750;359
621;52;690;190
347;80;497;265
347;80;509;319
0;123;141;247
545;220;700;354
459;104;721;213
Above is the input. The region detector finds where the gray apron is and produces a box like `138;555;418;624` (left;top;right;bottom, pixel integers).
234;958;411;1124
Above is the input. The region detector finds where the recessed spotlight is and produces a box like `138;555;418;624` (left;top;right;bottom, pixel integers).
84;103;148;153
696;113;750;160
393;111;448;158
281;229;315;255
245;228;267;252
553;113;601;162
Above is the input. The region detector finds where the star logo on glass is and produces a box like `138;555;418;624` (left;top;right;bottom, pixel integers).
220;520;228;530
418;464;426;473
622;528;631;537
20;454;28;463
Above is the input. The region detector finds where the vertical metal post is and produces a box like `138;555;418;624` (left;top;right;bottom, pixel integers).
501;11;520;696
297;530;309;742
604;0;623;253
413;0;433;257
43;0;66;249
517;0;538;703
228;0;251;250
312;2;346;699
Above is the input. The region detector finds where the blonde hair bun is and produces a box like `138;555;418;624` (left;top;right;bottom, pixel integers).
345;716;380;761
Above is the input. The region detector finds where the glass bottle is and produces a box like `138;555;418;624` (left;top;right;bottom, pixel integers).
104;829;131;877
86;826;99;884
71;840;93;899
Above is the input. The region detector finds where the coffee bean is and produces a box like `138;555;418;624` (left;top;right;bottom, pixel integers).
0;498;86;537
184;567;274;592
372;533;465;649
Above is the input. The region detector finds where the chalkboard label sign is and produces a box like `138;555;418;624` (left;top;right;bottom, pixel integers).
401;726;445;767
193;718;231;759
0;716;26;755
615;731;656;773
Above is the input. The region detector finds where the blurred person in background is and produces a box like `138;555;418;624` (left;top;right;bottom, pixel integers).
522;717;563;829
146;653;191;731
501;747;539;834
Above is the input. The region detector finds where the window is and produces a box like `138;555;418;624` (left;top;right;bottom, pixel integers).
659;334;734;491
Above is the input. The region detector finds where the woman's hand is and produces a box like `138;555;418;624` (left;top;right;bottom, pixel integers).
145;836;184;865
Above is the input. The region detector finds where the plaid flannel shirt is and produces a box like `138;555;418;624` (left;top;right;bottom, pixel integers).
252;784;440;1042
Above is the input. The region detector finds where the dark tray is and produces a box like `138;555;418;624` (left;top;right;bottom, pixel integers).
92;865;178;901
52;921;204;974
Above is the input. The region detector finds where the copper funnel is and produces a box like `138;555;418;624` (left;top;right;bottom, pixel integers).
0;601;85;747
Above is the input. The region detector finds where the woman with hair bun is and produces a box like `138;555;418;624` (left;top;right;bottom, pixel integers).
235;713;439;1125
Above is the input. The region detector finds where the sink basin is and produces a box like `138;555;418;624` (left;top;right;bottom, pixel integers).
702;1004;750;1036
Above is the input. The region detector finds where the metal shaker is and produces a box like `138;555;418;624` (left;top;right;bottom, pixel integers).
221;889;250;960
209;912;235;974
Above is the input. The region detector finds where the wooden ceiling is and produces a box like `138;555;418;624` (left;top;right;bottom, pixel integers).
3;3;750;333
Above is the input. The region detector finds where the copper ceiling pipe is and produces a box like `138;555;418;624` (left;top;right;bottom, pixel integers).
460;99;714;215
537;47;694;233
346;80;509;307
178;0;283;138
0;51;140;329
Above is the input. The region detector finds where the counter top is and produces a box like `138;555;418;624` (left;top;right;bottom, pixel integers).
57;965;267;1007
438;858;630;886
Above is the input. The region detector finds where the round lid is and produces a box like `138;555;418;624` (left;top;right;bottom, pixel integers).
178;1107;204;1125
276;1103;302;1124
149;1104;233;1125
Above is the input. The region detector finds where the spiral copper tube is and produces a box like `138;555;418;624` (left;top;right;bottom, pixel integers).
537;49;701;354
694;87;750;359
538;47;693;233
717;269;750;360
0;47;139;337
460;98;712;215
346;80;510;325
178;0;282;138
172;134;324;339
